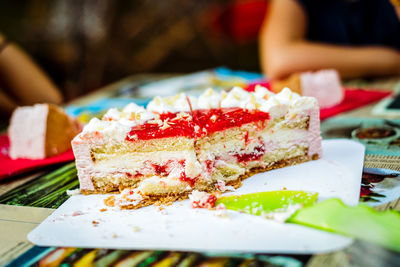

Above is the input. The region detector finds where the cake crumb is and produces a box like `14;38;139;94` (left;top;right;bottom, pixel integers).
66;189;81;196
282;187;287;190
112;233;118;238
215;180;235;192
92;220;100;226
104;196;115;207
215;203;230;218
72;211;83;216
158;206;168;215
189;190;217;209
158;207;168;215
117;189;145;209
216;203;226;210
99;208;107;212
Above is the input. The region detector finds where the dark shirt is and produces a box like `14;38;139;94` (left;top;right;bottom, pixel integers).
296;0;400;50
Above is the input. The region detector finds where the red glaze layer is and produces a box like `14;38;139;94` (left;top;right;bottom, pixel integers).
126;108;269;141
126;113;195;141
194;108;269;135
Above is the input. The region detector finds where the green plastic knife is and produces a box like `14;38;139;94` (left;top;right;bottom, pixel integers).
216;191;400;252
215;190;318;216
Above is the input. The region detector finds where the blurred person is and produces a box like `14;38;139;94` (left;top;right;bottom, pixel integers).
259;0;400;80
0;33;63;119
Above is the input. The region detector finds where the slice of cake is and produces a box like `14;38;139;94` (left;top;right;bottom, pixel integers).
9;104;81;159
72;87;322;209
271;69;344;108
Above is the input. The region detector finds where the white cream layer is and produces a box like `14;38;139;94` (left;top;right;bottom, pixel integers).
91;150;201;179
146;86;318;120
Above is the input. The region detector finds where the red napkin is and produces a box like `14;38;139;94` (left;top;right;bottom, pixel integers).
245;82;391;120
0;135;75;180
319;89;391;120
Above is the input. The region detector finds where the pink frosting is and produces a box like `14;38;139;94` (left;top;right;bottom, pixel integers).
71;136;96;191
304;106;322;157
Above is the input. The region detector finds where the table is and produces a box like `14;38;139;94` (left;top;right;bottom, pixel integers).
1;73;400;267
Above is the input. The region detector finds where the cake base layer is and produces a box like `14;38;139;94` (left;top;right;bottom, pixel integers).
93;153;318;209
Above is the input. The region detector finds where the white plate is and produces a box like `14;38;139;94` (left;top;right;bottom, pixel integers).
28;139;364;254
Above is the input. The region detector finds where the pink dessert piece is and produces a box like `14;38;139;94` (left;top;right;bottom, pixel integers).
9;104;81;160
300;69;344;108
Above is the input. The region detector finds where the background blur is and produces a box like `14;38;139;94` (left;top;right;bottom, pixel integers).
0;0;268;101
